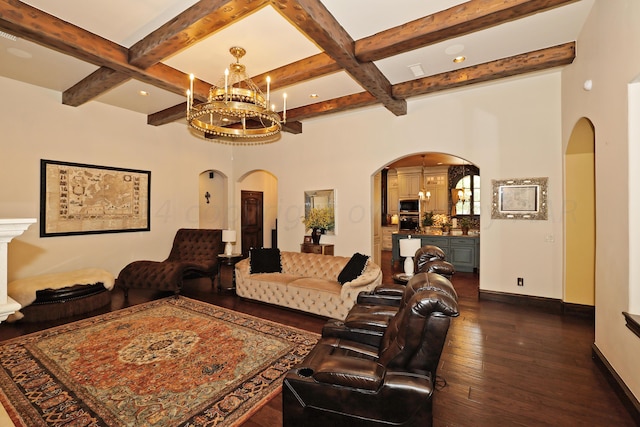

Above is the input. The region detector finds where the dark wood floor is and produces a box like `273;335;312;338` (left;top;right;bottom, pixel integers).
0;252;636;426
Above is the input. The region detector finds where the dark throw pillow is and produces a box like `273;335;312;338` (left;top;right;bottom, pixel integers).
338;253;370;285
250;248;282;274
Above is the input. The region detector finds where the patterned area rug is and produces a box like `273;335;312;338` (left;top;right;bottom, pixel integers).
0;297;318;426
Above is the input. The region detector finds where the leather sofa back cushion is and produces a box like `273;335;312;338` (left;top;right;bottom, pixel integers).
337;253;370;284
250;248;282;273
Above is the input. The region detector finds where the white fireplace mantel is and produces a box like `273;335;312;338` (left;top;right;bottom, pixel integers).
0;218;37;322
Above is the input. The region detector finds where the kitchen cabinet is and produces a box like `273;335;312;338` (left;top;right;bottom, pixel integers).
391;233;479;273
387;170;398;216
397;167;422;199
423;166;449;214
382;226;396;250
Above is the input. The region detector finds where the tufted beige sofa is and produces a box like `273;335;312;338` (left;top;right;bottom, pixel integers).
235;251;382;320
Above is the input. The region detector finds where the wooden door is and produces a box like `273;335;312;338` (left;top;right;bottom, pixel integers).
241;190;263;257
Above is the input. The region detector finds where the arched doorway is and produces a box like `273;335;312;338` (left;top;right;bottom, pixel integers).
236;170;278;255
199;169;227;229
564;118;596;306
374;152;480;272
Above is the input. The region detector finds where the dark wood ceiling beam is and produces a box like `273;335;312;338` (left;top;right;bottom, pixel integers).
251;53;339;91
286;92;378;121
272;0;407;116
62;68;130;106
392;42;575;99
65;1;269;107
355;0;579;63
0;0;129;67
128;0;269;69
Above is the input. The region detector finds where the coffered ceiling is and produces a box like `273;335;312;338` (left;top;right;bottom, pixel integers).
0;0;594;135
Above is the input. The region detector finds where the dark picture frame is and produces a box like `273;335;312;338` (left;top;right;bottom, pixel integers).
40;159;151;237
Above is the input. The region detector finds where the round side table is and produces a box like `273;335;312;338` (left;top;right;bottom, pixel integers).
217;254;244;293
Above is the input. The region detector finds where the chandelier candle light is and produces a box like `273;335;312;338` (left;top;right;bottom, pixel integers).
186;47;287;144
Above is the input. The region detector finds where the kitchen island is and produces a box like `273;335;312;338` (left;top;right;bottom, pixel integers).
391;231;479;273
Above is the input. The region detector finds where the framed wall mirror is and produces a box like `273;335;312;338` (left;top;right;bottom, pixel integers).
304;189;335;234
491;177;548;220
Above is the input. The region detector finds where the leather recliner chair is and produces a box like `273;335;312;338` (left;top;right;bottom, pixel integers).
322;272;457;346
414;245;456;279
283;286;459;427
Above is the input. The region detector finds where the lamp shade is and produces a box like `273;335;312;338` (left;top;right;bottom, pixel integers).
222;230;236;243
399;237;422;257
222;230;236;256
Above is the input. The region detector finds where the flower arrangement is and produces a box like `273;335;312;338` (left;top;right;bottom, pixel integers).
432;214;450;228
302;207;335;231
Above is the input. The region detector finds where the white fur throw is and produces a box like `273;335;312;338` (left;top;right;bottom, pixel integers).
7;268;115;322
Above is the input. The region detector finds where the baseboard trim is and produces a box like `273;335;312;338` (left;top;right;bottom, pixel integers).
592;344;640;425
478;290;563;314
478;290;595;319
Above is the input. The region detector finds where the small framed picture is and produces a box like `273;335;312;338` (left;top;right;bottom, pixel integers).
303;235;312;243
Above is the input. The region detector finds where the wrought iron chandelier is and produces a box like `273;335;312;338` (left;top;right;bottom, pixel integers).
186;47;287;145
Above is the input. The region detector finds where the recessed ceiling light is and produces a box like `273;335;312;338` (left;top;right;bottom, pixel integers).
7;47;31;59
408;64;424;78
453;56;466;63
309;93;319;99
445;44;465;55
138;90;149;96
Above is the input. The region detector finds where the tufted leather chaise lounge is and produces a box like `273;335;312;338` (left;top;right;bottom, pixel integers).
117;228;223;297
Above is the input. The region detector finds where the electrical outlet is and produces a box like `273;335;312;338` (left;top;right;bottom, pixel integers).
517;277;524;286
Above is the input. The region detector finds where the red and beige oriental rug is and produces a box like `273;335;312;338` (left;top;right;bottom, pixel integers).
0;297;318;427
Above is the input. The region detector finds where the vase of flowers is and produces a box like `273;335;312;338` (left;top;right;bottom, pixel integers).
302;207;335;244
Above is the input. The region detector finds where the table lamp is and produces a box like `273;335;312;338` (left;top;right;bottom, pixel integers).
399;236;422;276
222;230;236;256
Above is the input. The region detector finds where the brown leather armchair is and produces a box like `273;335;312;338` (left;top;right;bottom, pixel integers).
322;272;457;346
414;245;455;279
117;228;223;297
283;284;459;427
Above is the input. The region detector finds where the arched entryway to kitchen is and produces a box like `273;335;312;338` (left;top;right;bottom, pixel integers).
373;152;480;282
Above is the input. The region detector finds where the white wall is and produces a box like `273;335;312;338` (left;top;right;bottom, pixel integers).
561;0;640;400
0;76;232;279
233;71;564;299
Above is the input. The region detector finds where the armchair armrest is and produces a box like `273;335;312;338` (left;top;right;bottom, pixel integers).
313;356;385;391
321;318;384;347
356;284;405;306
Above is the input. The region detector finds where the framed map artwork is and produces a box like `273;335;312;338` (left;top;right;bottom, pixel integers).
491;177;548;220
40;159;151;237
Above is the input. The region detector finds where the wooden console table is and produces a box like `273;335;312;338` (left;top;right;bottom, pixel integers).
300;243;334;256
